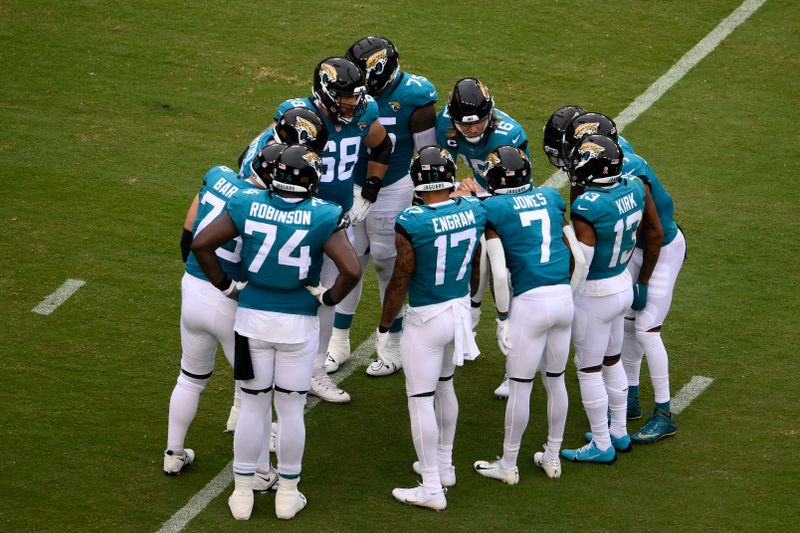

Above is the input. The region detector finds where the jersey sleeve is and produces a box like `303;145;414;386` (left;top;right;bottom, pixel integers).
274;99;301;122
544;187;567;217
570;193;599;226
406;75;438;107
362;96;380;127
226;189;258;233
481;196;502;230
435;111;458;160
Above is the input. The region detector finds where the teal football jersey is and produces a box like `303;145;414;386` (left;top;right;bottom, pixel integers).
238;128;277;179
618;135;678;247
273;97;380;211
396;197;487;307
484;187;570;295
226;190;343;316
435;107;530;190
571;177;646;280
185;165;251;282
352;72;438;188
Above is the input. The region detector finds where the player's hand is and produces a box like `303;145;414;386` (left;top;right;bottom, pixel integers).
471;302;481;330
632;282;648;311
451;178;479;197
221;280;247;300
348;186;373;224
375;328;389;358
305;284;331;305
496;318;511;356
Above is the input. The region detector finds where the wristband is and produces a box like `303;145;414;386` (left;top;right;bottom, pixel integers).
213;273;232;292
322;290;336;307
377;324;390;334
361;176;382;203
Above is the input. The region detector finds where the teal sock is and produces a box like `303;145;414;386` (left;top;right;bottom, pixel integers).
655;400;670;414
333;312;354;329
279;472;300;479
628;385;639;398
389;316;403;333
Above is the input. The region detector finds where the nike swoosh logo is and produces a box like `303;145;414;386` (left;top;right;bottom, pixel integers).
512;134;521;143
429;91;436;97
576;206;589;211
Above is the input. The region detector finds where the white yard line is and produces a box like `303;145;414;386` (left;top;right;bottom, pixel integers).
31;279;86;315
671;375;714;415
158;1;765;528
543;0;767;190
156;333;376;533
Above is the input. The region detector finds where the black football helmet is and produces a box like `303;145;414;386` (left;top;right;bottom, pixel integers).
542;105;586;169
250;143;288;189
447;78;495;144
275;107;329;153
485;145;532;195
313;57;368;125
567;134;622;187
410;145;457;192
345;36;400;96
271;144;323;197
562;112;618;159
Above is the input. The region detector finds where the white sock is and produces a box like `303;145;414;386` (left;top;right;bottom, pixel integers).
637;330;671;404
542;373;568;457
408;395;441;491
577;370;611;450
167;374;206;452
621;318;643;387
502;378;532;469
257;400;273;472
434;379;458;469
602;362;629;438
233;390;271;473
274;391;306;477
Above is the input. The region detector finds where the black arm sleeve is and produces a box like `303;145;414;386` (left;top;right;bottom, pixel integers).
181;228;193;263
368;133;393;165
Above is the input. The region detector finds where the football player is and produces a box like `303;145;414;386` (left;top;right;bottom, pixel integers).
473;146;586;484
557;111;685;443
244;57;392;403
435;78;530;398
377;146;486;511
191;145;361;520
165;144;287;484
324;36;439;377
560;135;662;464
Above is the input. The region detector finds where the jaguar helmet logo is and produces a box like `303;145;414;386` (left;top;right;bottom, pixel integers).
319;63;337;87
578;141;605;160
293;117;318;142
574;122;600;138
302;150;322;173
479;82;491;100
485;151;502;172
366;49;388;75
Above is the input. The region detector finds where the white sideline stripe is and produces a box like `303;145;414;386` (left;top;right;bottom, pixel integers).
158;1;766;527
671;375;714;415
543;0;766;190
31;279;86;315
156;333;377;533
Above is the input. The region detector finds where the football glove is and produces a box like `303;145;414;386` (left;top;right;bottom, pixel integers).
348;185;372;224
220;279;247;300
496;318;511;356
632;282;648;311
305;284;333;306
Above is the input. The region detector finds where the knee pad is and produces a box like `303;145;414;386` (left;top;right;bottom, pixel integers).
177;372;208;394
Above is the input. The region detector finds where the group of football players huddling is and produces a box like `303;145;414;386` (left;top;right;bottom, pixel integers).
162;35;686;519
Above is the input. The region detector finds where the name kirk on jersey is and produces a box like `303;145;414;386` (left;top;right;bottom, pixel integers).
249;202;312;225
615;192;638;214
431;210;476;233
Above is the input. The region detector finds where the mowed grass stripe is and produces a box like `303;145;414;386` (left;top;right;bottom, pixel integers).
543;0;767;190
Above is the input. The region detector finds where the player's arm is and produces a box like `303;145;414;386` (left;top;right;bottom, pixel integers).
363;120;391;194
484;227;509;319
562;221;587;293
570;214;596;289
570;183;584;204
190;212;241;294
181;194;200;262
379;231;414;330
636;185;663;285
321;226;362;305
410;104;437;150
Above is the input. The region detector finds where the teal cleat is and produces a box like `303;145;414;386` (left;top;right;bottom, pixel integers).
631;409;677;444
583;432;632;453
627;395;641;420
561;441;616;464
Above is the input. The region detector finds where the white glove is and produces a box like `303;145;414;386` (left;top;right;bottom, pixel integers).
496;318;511;356
375;328;389;359
305;284;330;305
348;186;373;224
221;280;247;300
471;304;482;330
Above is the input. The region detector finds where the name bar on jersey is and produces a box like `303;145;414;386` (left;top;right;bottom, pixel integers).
512;192;548;210
432;209;476;234
615;192;638;215
249;202;312;226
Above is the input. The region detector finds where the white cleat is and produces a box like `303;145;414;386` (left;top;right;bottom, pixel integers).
228;474;255;520
366;358;400;377
473;458;519;485
412;461;456;488
225;399;241;433
252;468;279;492
533;451;562;479
494;375;510;399
309;372;351;403
367;332;402;376
163;448;195;475
392;485;447;511
269;421;277;453
275;478;307;520
325;329;351;373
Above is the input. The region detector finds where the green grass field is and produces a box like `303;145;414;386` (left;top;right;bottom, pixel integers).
1;1;798;531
